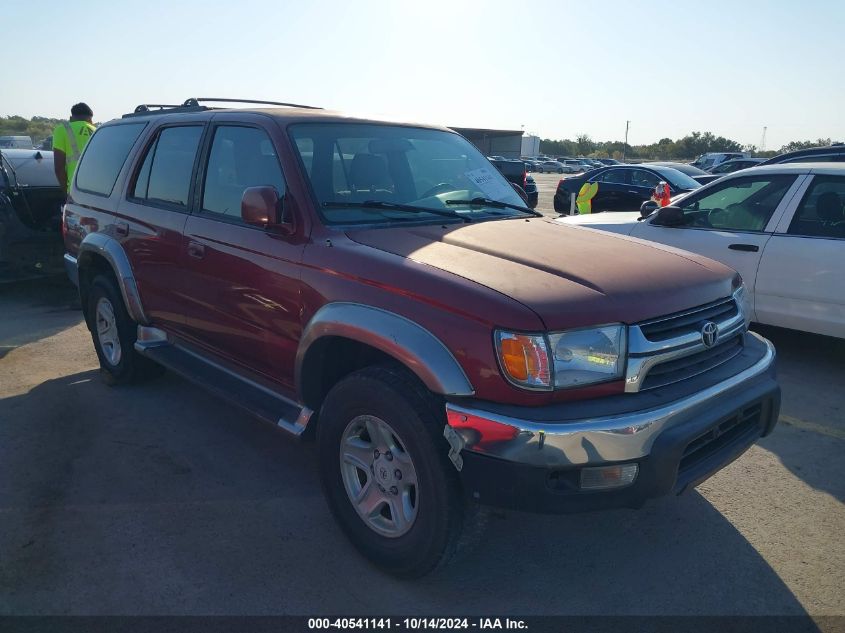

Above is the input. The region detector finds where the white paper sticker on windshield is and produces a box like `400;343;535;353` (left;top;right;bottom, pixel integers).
464;167;513;201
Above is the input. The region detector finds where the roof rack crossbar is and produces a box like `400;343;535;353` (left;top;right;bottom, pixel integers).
192;97;322;110
123;102;209;118
123;97;322;119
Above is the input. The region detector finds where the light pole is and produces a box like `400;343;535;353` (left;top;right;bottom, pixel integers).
622;120;630;162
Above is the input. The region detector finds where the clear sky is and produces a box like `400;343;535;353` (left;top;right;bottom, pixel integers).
5;0;843;149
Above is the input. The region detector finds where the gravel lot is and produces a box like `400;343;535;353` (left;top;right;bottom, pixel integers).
0;271;843;617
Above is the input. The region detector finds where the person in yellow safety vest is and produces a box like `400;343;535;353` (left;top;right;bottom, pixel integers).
576;181;599;214
52;103;96;194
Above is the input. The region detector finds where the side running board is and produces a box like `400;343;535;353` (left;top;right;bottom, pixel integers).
135;327;312;437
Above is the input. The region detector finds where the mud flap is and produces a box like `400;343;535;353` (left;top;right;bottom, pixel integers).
443;425;465;471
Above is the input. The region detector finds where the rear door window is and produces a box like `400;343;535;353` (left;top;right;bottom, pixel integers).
130;126;203;208
630;169;660;188
75;123;146;196
787;176;845;239
596;169;628;184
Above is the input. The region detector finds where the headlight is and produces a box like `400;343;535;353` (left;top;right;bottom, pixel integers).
495;325;627;390
548;325;627;388
733;282;751;330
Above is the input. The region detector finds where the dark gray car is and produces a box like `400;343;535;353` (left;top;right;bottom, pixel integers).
0;149;65;281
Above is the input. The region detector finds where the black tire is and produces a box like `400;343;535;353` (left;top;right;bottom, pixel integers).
87;274;162;385
317;365;467;577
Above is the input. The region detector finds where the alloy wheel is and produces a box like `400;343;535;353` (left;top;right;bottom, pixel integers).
95;297;122;366
339;415;419;538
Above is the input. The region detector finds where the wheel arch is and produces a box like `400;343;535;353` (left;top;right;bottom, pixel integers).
296;303;475;411
77;233;148;326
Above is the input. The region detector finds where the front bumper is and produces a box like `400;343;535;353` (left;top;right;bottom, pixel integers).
447;332;779;513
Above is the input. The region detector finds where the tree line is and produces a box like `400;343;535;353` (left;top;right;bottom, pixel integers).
0;115;67;147
1;116;838;161
540;131;839;161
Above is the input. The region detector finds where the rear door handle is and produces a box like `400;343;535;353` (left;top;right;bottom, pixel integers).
187;241;206;259
729;243;759;252
115;222;129;237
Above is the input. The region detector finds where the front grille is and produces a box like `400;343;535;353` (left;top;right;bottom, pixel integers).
639;297;738;342
679;403;763;474
641;335;744;391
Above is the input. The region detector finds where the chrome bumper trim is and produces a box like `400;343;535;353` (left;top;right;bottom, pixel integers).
446;333;775;468
63;253;78;287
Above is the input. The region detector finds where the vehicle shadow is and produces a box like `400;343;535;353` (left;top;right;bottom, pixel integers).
751;324;845;502
0;276;82;358
0;369;812;617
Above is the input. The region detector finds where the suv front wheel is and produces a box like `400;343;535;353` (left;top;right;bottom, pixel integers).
317;365;467;577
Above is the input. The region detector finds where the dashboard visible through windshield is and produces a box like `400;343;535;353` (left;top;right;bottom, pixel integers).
289;123;528;225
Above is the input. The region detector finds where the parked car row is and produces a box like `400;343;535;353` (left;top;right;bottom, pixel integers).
519;156;617;174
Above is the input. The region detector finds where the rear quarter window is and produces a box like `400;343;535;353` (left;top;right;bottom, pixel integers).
75;123;147;196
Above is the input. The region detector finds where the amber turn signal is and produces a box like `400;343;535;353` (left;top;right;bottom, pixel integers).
495;332;551;389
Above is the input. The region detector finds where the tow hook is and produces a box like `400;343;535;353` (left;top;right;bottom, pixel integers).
443;425;465;471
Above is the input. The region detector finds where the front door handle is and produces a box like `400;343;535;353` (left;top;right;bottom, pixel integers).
729;243;759;252
187;241;206;259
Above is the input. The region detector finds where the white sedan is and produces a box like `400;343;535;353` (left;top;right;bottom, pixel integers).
558;163;845;338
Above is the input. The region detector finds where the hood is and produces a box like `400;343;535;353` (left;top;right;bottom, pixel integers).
346;218;737;331
558;212;641;231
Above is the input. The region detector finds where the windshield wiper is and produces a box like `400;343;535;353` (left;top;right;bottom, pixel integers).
322;200;472;222
444;197;542;217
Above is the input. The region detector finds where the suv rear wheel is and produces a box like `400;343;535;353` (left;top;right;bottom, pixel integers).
317;365;466;577
88;274;161;385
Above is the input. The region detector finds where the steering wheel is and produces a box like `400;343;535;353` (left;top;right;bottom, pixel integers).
419;183;455;198
706;207;727;227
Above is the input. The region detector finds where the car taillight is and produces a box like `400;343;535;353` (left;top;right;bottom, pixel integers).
523;170;527;189
61;204;67;239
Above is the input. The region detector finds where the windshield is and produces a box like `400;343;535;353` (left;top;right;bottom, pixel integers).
289;123;527;225
651;166;702;190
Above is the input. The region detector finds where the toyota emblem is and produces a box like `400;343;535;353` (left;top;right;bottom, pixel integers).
701;321;719;348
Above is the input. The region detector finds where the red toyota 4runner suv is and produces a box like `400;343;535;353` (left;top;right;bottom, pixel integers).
63;99;780;577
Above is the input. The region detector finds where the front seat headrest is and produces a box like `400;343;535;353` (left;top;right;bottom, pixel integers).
349;153;391;191
816;191;843;222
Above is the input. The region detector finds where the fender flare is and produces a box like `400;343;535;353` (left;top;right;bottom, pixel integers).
77;233;149;324
296;303;475;398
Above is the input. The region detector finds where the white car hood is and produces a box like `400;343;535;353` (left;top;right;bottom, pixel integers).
556;212;640;235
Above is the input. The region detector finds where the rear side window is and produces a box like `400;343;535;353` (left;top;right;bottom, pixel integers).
131;126;203;208
596;169;628;184
631;169;660;188
787;176;845;239
75;123;146;196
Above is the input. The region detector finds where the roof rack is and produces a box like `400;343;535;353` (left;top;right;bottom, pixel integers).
122;97;322;118
192;97;322;110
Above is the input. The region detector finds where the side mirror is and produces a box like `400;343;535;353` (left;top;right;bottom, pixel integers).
639;200;659;219
652;205;686;227
511;182;529;205
241;186;290;231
